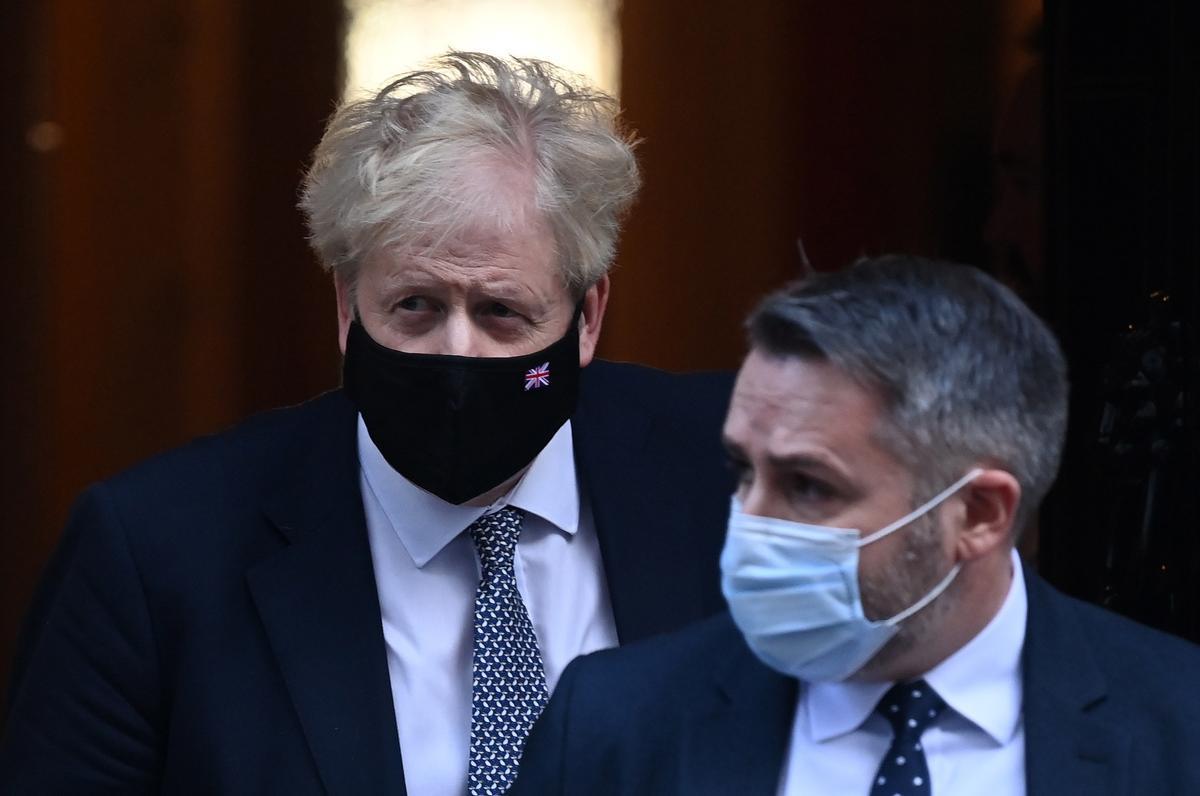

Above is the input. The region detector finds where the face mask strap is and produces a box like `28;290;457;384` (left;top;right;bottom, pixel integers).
884;562;963;626
857;468;984;547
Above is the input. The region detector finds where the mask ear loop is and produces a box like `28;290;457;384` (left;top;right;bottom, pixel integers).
857;468;985;547
883;562;962;626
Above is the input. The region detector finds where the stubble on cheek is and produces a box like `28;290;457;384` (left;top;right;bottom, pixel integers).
856;516;953;676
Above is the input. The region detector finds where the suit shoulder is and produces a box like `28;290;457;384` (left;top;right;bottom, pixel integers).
583;359;734;428
57;384;350;545
1048;585;1200;699
586;359;734;395
1076;597;1200;663
568;612;744;695
105;390;346;488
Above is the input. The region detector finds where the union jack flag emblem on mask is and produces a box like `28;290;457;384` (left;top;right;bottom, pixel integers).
524;362;551;391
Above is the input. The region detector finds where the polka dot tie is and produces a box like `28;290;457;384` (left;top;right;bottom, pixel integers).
869;679;946;796
467;508;549;796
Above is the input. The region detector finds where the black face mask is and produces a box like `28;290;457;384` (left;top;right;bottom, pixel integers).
342;313;582;505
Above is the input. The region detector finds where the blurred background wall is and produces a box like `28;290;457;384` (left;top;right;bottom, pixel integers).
1;0;345;706
2;0;1196;708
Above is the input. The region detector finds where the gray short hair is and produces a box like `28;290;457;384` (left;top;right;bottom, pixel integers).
748;255;1069;532
299;52;641;295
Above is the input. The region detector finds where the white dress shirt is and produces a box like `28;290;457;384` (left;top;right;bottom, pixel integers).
778;549;1028;795
358;416;619;796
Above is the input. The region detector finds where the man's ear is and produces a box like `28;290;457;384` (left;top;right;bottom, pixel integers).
334;271;354;355
577;275;610;368
953;468;1022;561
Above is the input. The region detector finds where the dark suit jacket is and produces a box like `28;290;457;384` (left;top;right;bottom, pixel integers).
512;565;1200;796
0;361;735;795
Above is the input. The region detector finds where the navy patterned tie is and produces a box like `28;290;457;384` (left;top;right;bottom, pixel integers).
467;507;549;795
870;679;946;796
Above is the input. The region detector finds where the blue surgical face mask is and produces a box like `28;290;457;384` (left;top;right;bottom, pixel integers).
720;469;982;682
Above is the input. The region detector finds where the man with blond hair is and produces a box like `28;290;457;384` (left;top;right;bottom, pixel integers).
0;53;734;794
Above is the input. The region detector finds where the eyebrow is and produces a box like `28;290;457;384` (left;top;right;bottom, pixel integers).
471;282;540;306
379;275;542;306
766;453;848;482
723;437;848;480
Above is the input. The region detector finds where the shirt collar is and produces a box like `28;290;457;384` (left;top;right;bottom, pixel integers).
923;548;1026;745
357;415;580;567
807;679;893;742
806;549;1027;745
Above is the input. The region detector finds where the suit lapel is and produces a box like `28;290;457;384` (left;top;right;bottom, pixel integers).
247;392;407;795
1022;567;1131;796
679;635;797;795
573;367;731;643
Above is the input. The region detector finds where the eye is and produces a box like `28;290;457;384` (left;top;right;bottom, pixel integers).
486;302;518;319
789;473;835;503
396;296;435;312
724;456;752;485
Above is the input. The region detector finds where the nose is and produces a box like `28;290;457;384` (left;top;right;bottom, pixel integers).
442;309;484;357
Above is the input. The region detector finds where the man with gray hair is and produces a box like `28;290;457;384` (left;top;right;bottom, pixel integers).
0;53;734;794
513;255;1200;795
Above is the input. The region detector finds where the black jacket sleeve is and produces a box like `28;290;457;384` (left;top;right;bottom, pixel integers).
0;485;162;794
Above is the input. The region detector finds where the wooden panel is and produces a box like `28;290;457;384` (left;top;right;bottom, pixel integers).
0;0;49;716
42;1;193;514
235;2;344;413
607;0;1008;372
0;0;344;710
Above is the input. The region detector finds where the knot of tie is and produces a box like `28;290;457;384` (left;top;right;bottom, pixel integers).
469;507;524;574
876;678;946;740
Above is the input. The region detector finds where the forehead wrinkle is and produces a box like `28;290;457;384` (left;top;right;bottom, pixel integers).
759;418;856;479
382;255;552;307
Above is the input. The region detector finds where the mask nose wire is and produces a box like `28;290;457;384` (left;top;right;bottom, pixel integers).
855;468;985;548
